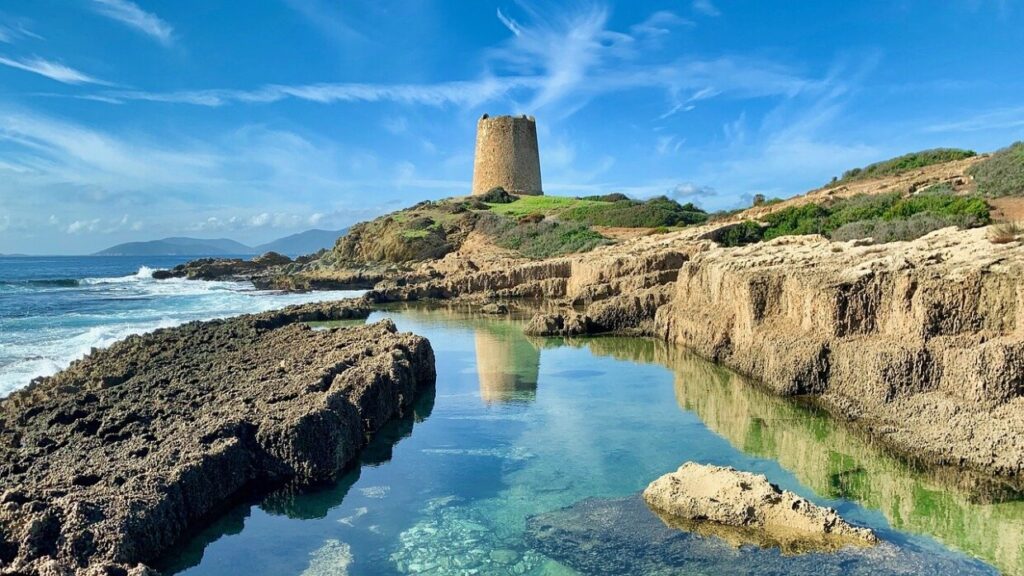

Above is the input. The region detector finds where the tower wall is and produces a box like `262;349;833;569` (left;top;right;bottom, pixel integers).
471;114;543;196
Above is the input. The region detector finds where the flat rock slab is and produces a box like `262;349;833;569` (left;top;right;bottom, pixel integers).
0;301;434;575
643;462;877;554
526;495;996;576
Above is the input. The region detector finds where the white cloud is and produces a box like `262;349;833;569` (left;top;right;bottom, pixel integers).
667;182;715;200
656;135;684;156
66;219;100;234
630;11;694;38
0;55;109;85
692;0;721;17
90;0;174;46
923;106;1024;133
0;19;42;44
95;77;537;107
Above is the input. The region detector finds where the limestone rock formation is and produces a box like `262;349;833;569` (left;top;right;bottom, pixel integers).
642;462;877;553
0;301;435;575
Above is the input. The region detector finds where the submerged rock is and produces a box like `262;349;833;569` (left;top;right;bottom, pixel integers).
526;495;995;575
643;462;877;554
0;300;435;575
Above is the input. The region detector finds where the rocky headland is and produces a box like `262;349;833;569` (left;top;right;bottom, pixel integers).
0;300;435;575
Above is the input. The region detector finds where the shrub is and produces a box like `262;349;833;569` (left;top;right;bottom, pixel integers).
708;220;765;247
967;142;1024;197
478;186;516;203
832;148;977;185
561;196;708;228
831;212;984;243
988;221;1024;244
474;213;610;258
580;192;630;202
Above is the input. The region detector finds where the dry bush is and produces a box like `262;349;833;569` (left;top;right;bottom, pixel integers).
988;221;1024;244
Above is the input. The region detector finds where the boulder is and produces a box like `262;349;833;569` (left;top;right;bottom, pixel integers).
643;462;877;554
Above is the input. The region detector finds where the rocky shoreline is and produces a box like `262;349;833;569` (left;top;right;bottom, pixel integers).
150;220;1024;484
0;299;435;575
354;225;1024;480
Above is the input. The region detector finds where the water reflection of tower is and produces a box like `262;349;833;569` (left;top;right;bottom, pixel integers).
474;324;540;405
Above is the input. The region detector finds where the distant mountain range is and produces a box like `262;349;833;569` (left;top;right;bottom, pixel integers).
93;229;347;258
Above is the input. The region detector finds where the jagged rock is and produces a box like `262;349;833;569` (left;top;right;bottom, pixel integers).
643;463;877;553
0;300;435;575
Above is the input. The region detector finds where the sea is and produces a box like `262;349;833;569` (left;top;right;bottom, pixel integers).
0;255;362;397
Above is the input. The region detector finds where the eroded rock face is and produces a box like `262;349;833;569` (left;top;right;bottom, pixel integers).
0;301;435;575
643;463;877;554
374;225;1024;480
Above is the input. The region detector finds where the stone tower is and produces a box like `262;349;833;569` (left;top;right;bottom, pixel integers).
471;114;543;196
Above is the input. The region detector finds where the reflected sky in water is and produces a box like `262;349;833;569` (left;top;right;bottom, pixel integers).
157;306;1019;576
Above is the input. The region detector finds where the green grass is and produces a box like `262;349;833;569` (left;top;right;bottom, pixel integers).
485;195;606;218
561;196;708;227
830;148;976;185
485;194;708;228
967;142;1024;197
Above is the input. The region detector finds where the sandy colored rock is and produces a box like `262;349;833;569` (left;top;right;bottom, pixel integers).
643;462;877;553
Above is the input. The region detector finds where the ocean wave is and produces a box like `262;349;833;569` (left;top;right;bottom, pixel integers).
81;265;159;285
0;284;365;397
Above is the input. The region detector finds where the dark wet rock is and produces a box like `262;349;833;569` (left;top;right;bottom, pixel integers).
154;252;293;282
525;495;995;576
0;300;435;575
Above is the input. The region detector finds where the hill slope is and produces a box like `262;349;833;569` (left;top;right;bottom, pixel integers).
95;229;346;257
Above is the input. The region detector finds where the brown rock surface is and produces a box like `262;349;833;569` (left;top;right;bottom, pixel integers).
643;462;877;554
0;301;435;575
369;222;1024;479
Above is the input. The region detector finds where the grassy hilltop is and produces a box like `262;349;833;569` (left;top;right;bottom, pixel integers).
307;141;1024;270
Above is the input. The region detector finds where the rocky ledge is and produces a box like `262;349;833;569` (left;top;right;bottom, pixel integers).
643;462;877;554
0;301;435;575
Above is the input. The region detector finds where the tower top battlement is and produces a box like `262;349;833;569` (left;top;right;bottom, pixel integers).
471;114;543;196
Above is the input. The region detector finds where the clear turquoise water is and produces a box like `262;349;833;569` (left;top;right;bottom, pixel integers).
149;306;1022;576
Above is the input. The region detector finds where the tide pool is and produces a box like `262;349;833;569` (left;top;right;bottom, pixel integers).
153;306;1020;576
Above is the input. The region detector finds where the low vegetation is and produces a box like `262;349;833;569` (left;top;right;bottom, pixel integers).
486;193;708;228
715;186;990;247
967;142;1024;197
475;212;610;259
988;221;1024;244
829;148;976;186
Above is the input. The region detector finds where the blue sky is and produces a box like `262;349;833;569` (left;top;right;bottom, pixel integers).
0;0;1021;254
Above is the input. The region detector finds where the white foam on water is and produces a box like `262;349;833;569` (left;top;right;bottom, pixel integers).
0;269;364;397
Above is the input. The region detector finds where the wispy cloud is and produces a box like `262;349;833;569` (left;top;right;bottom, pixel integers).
0;55;110;85
284;0;364;44
692;0;721;17
0;18;42;44
90;0;174;46
93;77;538;107
83;4;816;119
923;106;1024;133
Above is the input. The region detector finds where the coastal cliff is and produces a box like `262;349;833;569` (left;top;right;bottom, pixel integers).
0;300;435;575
